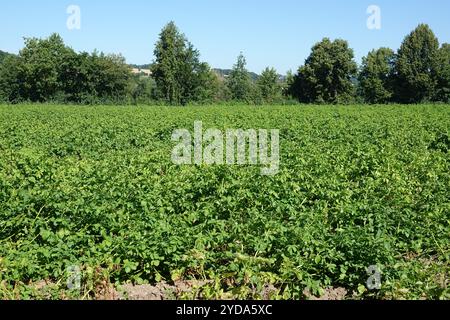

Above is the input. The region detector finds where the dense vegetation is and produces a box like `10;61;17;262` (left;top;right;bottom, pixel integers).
0;104;448;300
0;35;130;104
0;23;449;105
0;51;14;64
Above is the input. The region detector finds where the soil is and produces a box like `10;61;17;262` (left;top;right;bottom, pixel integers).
303;287;348;300
117;280;212;300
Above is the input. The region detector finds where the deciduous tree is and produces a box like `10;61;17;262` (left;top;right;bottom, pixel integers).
291;38;358;104
152;22;215;105
435;43;450;102
358;48;395;104
394;24;440;103
257;67;281;103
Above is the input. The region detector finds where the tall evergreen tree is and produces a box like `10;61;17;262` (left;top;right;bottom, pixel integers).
152;22;215;105
152;22;186;104
227;53;253;102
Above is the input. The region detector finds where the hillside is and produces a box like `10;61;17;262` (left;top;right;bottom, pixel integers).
127;66;284;82
213;68;260;81
129;63;152;70
0;50;14;64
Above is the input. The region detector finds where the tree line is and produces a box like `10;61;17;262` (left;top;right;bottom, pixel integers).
0;22;449;105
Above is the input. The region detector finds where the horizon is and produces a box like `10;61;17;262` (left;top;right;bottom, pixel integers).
1;0;450;73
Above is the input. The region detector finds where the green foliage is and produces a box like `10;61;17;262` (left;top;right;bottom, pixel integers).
152;22;186;104
209;72;232;103
214;68;259;82
226;53;254;102
0;50;14;64
186;62;222;104
87;52;131;103
256;67;282;104
394;24;440;103
358;48;396;104
128;75;156;105
152;22;216;105
283;70;296;98
0;104;448;300
435;43;450;103
0;55;22;103
0;34;131;104
18;34;74;102
60;51;131;104
291;38;358;104
2;24;450;105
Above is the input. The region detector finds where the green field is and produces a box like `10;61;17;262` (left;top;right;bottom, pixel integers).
0;104;449;300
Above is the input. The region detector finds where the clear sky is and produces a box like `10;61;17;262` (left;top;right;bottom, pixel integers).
1;0;449;74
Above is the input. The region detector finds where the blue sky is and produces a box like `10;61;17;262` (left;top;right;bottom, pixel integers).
1;0;449;73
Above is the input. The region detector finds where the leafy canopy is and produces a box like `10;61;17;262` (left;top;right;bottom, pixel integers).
358;48;396;104
394;24;440;103
257;67;281;103
291;38;358;104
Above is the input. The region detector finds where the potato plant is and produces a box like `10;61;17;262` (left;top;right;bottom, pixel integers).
0;104;448;300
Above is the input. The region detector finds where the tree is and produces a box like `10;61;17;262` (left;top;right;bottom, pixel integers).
58;51;91;102
0;50;14;64
177;43;218;104
189;62;224;103
91;53;131;102
0;34;132;104
210;71;232;102
128;75;156;105
394;24;440;103
435;43;450;102
152;22;215;105
358;48;395;104
0;55;22;103
227;53;253;102
152;22;185;104
19;33;75;102
291;38;358;104
257;67;281;103
283;70;296;98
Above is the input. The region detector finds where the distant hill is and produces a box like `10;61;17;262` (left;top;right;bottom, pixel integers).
127;66;261;80
129;63;152;70
213;68;286;82
213;68;260;81
127;65;286;82
0;50;14;64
